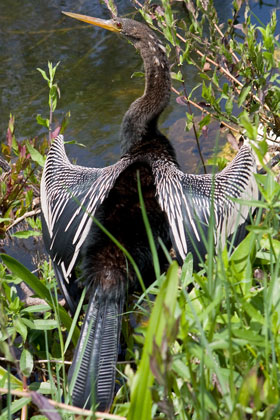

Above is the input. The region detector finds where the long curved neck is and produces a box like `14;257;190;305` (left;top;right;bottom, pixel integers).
120;31;171;154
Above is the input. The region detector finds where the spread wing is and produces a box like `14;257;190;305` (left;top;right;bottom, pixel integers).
153;145;258;267
41;135;131;312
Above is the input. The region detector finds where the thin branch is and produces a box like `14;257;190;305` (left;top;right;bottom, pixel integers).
0;357;70;365
103;0;118;18
21;376;28;420
49;100;53;146
171;86;240;133
182;86;207;173
213;22;239;63
7;209;41;231
133;0;144;9
0;356;134;366
0;388;127;420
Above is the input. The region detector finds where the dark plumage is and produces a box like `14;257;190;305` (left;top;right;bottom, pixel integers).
41;12;258;411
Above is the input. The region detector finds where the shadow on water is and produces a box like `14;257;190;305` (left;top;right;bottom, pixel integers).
1;0;279;269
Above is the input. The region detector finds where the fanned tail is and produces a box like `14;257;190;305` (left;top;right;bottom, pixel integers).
69;284;124;411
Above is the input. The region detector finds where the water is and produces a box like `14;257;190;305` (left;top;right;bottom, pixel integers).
1;0;279;268
1;0;279;167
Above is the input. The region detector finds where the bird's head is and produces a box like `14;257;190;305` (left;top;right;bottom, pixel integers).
62;12;147;44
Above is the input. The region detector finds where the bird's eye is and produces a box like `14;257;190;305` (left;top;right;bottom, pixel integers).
116;21;122;29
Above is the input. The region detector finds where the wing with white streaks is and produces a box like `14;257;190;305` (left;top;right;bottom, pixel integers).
40;135;131;310
153;145;258;267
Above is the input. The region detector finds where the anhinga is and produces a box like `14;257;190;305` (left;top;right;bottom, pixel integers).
40;12;258;411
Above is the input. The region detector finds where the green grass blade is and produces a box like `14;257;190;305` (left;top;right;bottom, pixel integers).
137;172;160;279
128;261;179;420
0;397;31;420
64;287;86;354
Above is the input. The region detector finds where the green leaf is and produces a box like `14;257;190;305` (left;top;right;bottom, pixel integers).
37;67;50;83
238;85;251;107
26;143;46;167
0;254;51;300
199;114;211;129
11;230;41;239
64;140;86;148
20;349;33;377
241;299;265;325
232;328;264;345
239;111;257;140
0;218;12;223
225;97;233;115
21;304;51;313
0;342;16;363
21;318;36;329
60;111;71;134
33;319;58;330
48;61;60;82
172;359;190;381
131;71;145;79
49;85;58;111
36;114;49;128
0;366;23;389
222;83;229;96
230;232;256;273
14;318;28;342
171;70;184;82
29;381;55;395
202;81;213;102
207;156;228;171
12;135;18;153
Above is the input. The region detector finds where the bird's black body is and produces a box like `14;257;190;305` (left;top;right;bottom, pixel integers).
83;161;171;286
41;13;258;412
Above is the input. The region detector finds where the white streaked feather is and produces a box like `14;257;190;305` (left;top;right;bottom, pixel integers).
41;135;133;283
170;218;185;261
153;145;258;262
61;261;69;284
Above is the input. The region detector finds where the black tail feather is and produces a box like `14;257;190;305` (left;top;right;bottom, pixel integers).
69;285;124;411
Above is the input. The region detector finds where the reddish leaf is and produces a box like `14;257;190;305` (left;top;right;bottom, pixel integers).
234;23;244;32
6;117;14;149
202;125;208;138
51;126;61;139
203;62;211;71
176;96;188;106
227;132;240;151
155;5;165;16
18;144;27;159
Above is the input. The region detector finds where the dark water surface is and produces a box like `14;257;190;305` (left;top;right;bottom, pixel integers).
1;0;279;170
1;0;279;268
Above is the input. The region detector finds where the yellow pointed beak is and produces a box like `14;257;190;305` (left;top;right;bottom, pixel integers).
62;11;121;33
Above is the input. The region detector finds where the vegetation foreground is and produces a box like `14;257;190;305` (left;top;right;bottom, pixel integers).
0;0;280;419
